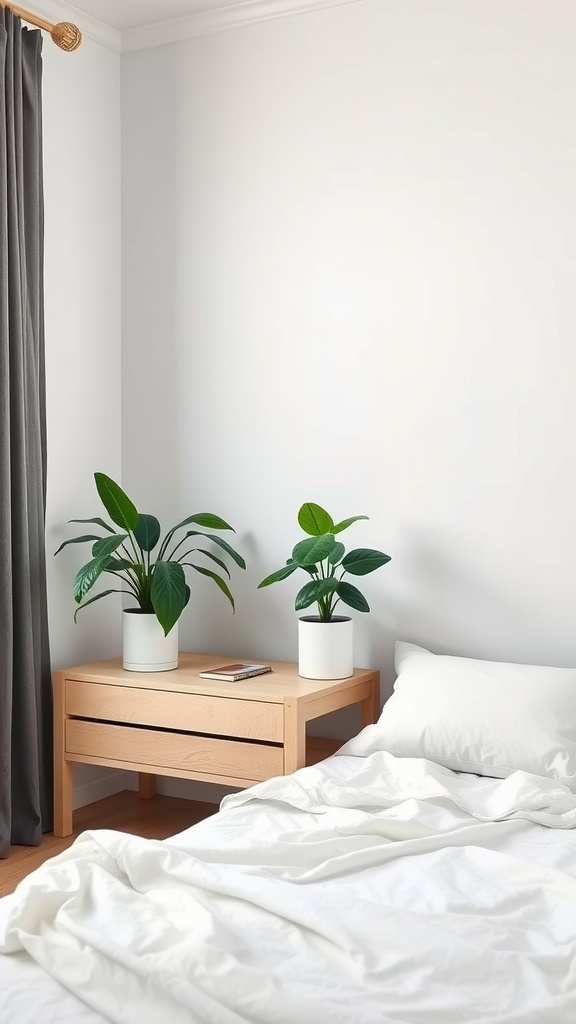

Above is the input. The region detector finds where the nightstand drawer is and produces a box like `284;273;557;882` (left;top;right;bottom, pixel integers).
65;678;283;742
65;720;284;782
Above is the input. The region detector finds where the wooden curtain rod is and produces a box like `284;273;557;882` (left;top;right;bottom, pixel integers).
0;1;82;50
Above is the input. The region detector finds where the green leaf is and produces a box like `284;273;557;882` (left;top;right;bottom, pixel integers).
134;514;161;552
73;535;128;603
298;503;334;537
186;564;236;612
258;563;299;588
327;542;345;566
94;473;139;532
180;531;246;570
332;515;369;535
73;559;107;604
187;513;235;531
150;560;187;636
341;548;391;575
74;589;124;623
166;513;235;540
192;549;231;579
54;535;102;556
91;534;128;559
295;578;338;611
104;557;133;571
336;581;370;612
292;534;336;567
68;517;115;534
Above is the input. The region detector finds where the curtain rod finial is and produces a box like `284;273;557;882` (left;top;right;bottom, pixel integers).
52;21;82;51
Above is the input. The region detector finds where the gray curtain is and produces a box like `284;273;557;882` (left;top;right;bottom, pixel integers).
0;9;52;857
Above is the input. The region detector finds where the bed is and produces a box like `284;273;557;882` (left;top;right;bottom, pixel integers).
1;641;576;1024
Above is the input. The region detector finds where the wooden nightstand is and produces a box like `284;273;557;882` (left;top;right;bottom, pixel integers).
53;653;380;838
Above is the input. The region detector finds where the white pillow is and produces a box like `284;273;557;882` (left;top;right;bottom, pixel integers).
375;642;576;787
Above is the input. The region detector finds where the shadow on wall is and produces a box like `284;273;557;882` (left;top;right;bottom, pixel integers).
394;530;575;669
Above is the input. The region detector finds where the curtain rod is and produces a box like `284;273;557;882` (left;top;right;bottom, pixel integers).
0;1;82;50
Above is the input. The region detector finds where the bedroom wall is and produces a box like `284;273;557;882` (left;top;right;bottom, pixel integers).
120;0;576;788
43;34;123;806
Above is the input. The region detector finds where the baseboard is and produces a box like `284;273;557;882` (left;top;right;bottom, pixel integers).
73;770;128;810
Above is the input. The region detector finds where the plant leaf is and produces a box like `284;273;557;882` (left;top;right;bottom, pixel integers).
191;548;231;579
54;534;103;556
94;473;139;532
258;563;299;588
68;517;115;534
179;531;246;570
292;534;335;566
327;542;345;566
298;503;334;537
186;564;236;612
74;589;124;623
188;513;235;531
134;514;161;552
150;560;187;636
104;557;133;571
73;560;106;604
295;578;338;612
332;515;369;535
73;535;128;603
91;534;128;559
341;548;391;575
336;581;370;612
167;513;235;537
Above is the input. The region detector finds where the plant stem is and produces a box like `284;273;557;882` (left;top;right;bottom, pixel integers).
166;535;188;561
126;531;142;566
107;571;140;600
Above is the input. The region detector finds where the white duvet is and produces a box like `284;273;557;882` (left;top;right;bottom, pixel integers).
1;727;576;1024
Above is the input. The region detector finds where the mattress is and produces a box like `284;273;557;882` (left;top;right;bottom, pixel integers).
1;739;576;1024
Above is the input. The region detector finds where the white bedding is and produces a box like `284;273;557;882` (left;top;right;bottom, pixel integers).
1;729;576;1024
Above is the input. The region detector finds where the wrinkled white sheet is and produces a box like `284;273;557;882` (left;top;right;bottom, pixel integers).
1;736;576;1024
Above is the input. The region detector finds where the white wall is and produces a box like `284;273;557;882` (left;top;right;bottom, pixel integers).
43;35;123;805
121;0;576;734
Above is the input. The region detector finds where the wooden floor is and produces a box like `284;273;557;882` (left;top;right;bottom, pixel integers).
0;737;341;898
0;791;218;898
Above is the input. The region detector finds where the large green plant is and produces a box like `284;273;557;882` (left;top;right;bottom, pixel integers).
55;473;246;635
258;502;391;622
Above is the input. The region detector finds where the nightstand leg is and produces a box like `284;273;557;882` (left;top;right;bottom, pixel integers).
360;671;381;727
53;760;74;838
138;773;156;799
284;698;306;775
53;671;74;837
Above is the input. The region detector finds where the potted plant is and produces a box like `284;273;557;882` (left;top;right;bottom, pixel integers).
258;502;391;679
55;472;246;672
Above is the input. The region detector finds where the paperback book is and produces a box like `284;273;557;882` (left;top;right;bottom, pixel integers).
198;663;272;682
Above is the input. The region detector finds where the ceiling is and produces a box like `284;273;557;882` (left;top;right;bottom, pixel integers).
66;0;251;32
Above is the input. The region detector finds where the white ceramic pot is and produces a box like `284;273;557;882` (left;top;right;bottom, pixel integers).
298;615;353;680
122;609;178;672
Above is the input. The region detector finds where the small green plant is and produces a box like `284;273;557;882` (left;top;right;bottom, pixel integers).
258;502;390;622
55;473;246;635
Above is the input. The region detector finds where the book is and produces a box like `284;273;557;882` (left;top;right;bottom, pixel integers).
198;663;272;682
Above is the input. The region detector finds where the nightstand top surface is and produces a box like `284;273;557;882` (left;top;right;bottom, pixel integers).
56;652;378;702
